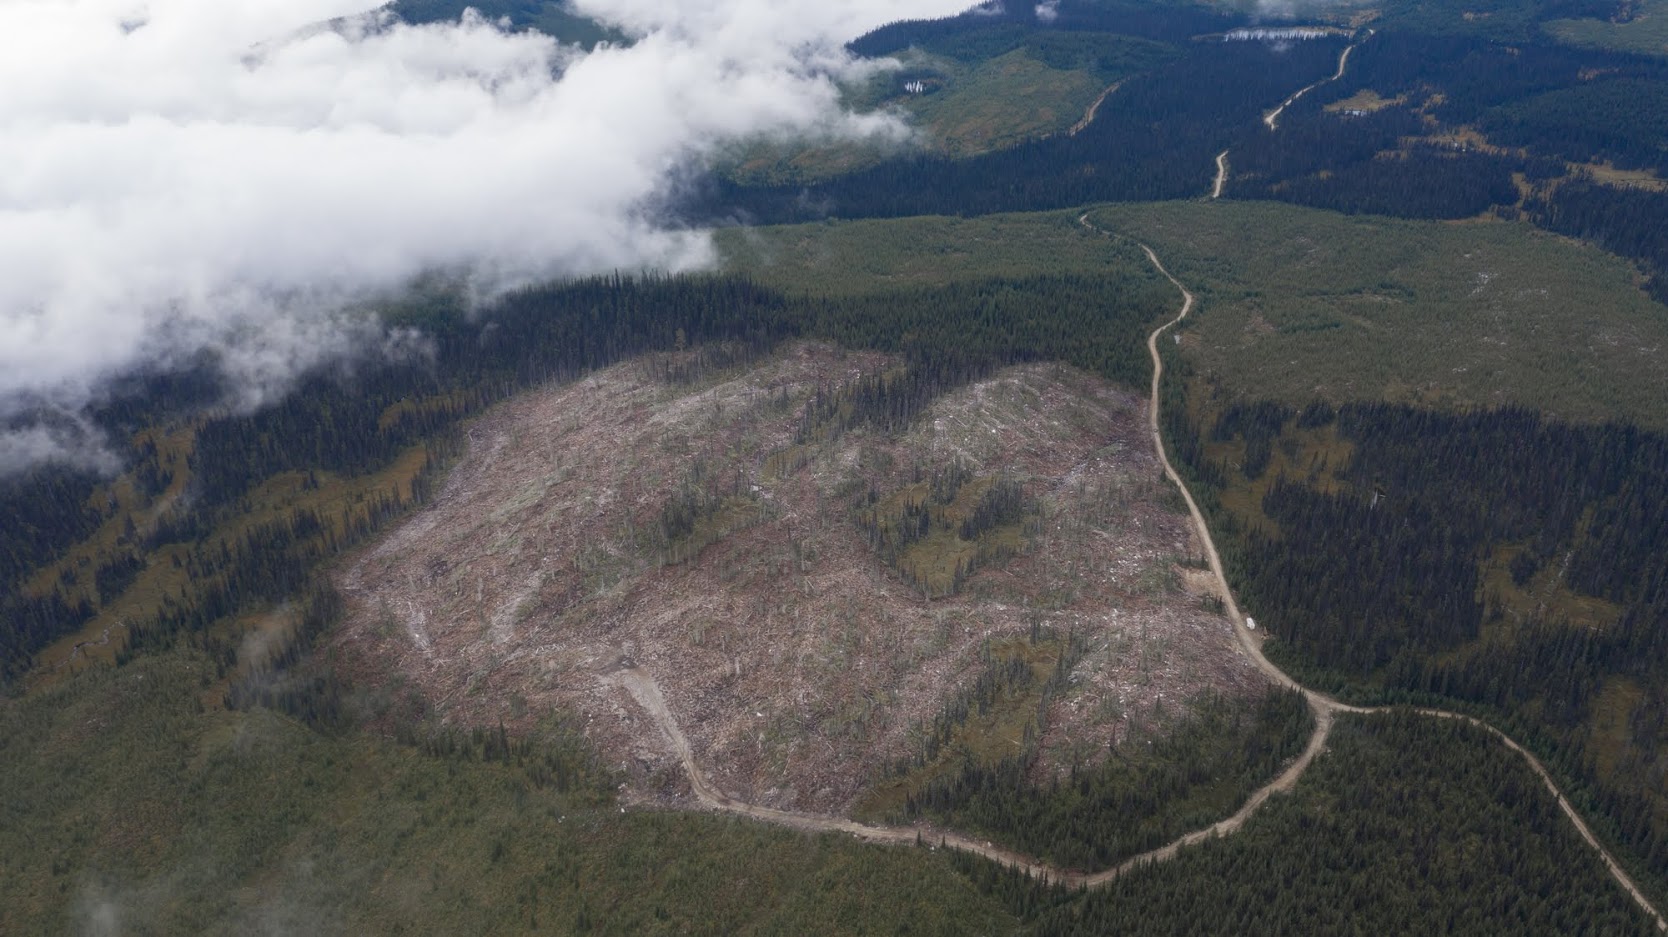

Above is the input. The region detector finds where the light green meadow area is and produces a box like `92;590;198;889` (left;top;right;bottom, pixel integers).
1087;200;1668;427
1545;0;1668;57
714;209;1139;296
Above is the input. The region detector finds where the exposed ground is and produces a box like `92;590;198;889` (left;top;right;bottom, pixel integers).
335;342;1264;815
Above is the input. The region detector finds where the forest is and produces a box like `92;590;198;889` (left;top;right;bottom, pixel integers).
1182;396;1668;907
1027;712;1661;935
897;687;1312;870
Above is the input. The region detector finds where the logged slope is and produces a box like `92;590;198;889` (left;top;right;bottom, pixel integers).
336;342;1266;815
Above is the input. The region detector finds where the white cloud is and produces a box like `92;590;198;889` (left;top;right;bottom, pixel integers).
0;0;969;470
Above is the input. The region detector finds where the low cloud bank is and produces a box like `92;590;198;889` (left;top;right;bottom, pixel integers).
0;0;968;472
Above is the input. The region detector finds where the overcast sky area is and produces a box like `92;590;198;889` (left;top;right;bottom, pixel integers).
0;0;971;472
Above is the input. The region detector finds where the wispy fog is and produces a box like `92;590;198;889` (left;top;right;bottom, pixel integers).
0;0;968;471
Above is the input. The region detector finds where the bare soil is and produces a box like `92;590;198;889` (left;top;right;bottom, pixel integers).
334;342;1264;815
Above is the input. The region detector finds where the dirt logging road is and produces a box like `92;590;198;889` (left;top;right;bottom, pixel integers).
606;218;1666;928
1119;218;1662;928
1211;34;1366;199
1069;80;1124;137
1262;38;1362;132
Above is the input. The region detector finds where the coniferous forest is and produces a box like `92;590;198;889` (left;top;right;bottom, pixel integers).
1029;713;1660;936
1182;396;1668;909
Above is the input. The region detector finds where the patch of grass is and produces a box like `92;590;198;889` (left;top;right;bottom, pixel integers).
1587;676;1649;793
1089;200;1668;428
656;493;766;566
1200;421;1357;538
893;48;1108;158
1475;542;1623;642
723;46;1103;185
1578;161;1668;192
856;633;1073;821
858;467;1039;598
1324;88;1406;113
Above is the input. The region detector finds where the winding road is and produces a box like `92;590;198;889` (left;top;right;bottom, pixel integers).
1263;37;1362;132
1212;32;1368;199
611;219;1668;927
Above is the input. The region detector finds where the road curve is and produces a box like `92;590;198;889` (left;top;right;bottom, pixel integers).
611;220;1668;928
1416;708;1667;926
609;663;1330;889
1263;39;1361;132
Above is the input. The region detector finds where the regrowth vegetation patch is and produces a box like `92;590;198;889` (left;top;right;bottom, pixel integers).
1089;200;1668;428
854;465;1038;599
1546;0;1668;56
715;210;1151;297
889;674;1313;871
725;43;1135;183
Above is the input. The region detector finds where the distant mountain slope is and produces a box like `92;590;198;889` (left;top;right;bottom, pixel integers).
387;0;629;47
